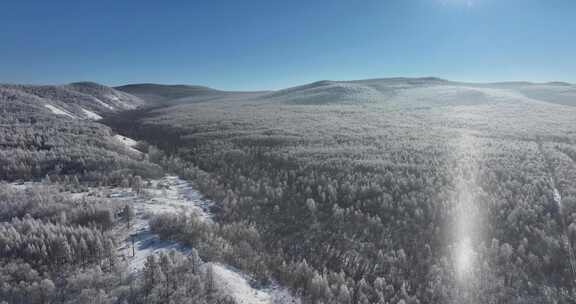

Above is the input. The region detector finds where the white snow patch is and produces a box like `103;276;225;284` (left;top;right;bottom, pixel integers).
553;187;562;209
114;134;141;154
94;98;115;110
107;94;138;110
8;181;36;191
80;107;103;120
209;263;299;304
211;263;272;304
122;219;191;272
44;104;76;118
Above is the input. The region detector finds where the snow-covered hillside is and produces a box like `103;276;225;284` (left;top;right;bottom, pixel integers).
116;83;270;104
262;81;385;104
66;82;146;110
256;77;576;108
0;82;146;120
385;85;540;108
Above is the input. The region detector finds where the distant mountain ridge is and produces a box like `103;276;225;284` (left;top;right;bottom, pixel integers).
116;83;270;105
259;77;576;107
116;77;576;108
115;83;225;104
2;77;575;121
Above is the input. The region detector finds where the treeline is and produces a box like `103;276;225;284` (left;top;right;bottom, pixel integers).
0;251;233;304
0;216;115;269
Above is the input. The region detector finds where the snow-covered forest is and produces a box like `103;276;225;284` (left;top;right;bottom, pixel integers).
2;78;576;303
108;79;576;303
0;83;299;304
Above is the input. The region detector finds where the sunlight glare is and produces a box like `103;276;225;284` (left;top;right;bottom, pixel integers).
455;237;474;280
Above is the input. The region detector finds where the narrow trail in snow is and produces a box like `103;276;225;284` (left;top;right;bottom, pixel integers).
116;176;209;272
114;175;298;304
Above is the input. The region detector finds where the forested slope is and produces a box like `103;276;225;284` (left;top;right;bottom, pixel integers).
0;83;161;182
259;77;576;108
0;82;242;304
116;83;269;105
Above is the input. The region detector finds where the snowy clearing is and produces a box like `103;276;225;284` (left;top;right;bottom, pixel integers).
112;175;297;303
115;176;212;271
210;263;272;304
44;104;76;118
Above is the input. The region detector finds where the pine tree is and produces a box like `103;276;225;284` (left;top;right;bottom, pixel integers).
205;264;216;293
123;204;135;229
131;175;144;195
191;248;201;274
336;285;351;304
143;255;161;300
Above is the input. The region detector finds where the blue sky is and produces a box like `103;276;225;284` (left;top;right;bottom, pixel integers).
1;0;574;90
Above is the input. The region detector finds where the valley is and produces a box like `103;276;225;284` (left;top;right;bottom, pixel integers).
2;77;576;303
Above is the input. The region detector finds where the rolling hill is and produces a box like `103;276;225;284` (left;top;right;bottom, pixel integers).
0;82;146;120
112;77;576;109
257;77;576;107
0;81;161;181
116;83;269;104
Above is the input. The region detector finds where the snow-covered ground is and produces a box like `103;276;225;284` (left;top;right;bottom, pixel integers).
210;263;299;304
211;263;272;304
44;104;76;118
114;134;142;154
114;176;212;271
81;107;103;120
108;94;139;109
8;174;298;303
93;97;116;110
112;175;298;304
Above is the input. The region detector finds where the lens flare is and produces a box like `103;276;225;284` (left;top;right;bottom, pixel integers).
455;237;474;279
447;130;484;303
